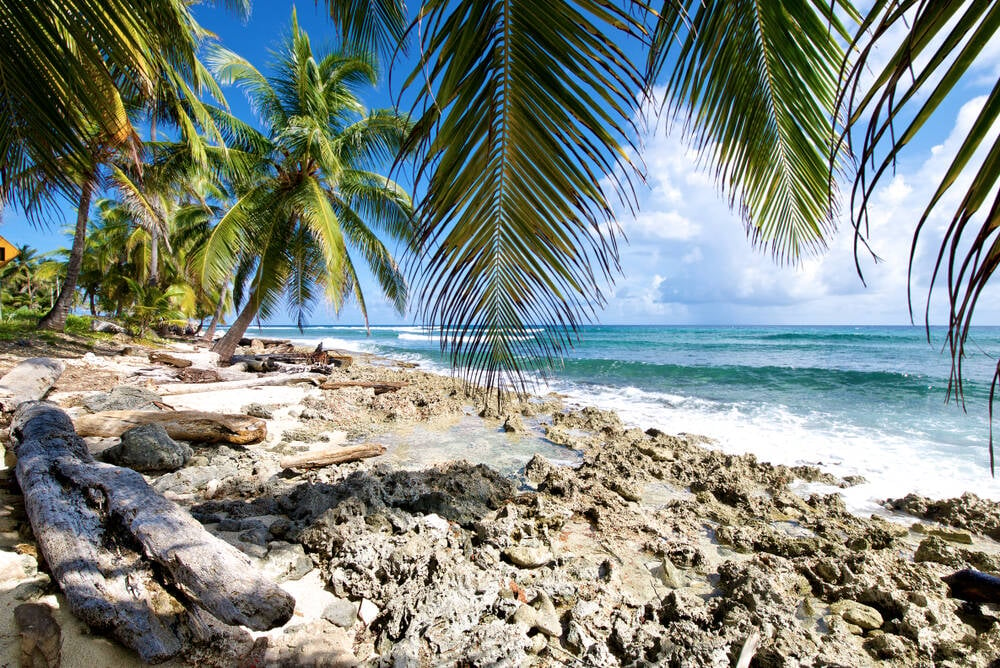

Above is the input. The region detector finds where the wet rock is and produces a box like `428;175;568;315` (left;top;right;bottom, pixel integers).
101;423;192;472
502;413;527;433
503;546;553;569
831;599;884;630
83;385;163;412
887;492;1000;541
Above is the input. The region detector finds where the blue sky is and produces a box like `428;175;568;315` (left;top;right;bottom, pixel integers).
2;3;998;328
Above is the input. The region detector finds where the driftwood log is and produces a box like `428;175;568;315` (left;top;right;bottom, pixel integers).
10;402;294;663
943;569;1000;603
280;442;386;470
156;372;326;396
0;358;64;411
73;409;266;444
148;351;192;368
320;380;405;395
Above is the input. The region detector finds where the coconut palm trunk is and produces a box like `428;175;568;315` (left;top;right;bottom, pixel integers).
210;292;258;362
202;289;226;343
39;173;95;331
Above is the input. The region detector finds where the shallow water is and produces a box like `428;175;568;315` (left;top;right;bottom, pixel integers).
238;324;1000;513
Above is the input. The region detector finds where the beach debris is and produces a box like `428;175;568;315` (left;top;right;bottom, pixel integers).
82;385;162;413
943;568;1000;604
100;423;192;472
90;319;124;334
155;372;327;396
735;630;759;668
279;442;386;471
175;367;222;384
148;351;192;368
9;401;294;663
0;358;64;412
320;380;405;394
14;602;61;668
73;409;267;445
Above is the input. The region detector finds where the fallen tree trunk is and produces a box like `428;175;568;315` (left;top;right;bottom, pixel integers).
73;409;267;444
280;443;386;470
156;372;326;396
0;358;64;411
148;351;193;368
10;402;294;663
320;380;405;395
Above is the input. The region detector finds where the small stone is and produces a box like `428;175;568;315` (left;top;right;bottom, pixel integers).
423;513;451;533
321;598;358;628
652;557;684;589
243;403;274;419
262;541;313;582
528;634;547;655
358;598;379;626
531;591;561;637
831;600;883;630
101;423;192;472
503;546;553;569
269;518;291;539
204;479;220;500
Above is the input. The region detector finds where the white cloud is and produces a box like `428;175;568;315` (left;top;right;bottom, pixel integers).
598;92;1000;326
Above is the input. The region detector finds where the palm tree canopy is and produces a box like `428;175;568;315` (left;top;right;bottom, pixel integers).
0;0;248;209
201;8;413;340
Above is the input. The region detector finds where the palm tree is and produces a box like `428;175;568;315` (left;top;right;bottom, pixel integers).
0;0;247;332
200;9;414;362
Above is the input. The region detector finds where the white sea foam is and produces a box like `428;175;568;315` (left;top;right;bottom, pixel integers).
552;380;1000;515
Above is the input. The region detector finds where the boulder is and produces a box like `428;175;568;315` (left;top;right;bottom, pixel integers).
101;423;192;472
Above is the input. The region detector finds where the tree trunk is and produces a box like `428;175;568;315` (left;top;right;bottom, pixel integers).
0;358;64;411
149;227;159;286
39;174;95;331
73;409;267;445
211;293;259;362
202;290;226;342
88;291;97;316
9;401;294;664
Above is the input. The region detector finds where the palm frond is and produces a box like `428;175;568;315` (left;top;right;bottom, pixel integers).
322;0;408;57
649;0;854;261
839;0;1000;471
403;0;645;397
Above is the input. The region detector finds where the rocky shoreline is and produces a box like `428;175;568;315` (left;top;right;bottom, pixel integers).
2;338;1000;666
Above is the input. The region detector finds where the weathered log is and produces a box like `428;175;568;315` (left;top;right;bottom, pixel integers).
0;358;64;411
943;568;1000;603
238;337;290;347
280;443;386;470
73;409;266;444
10;402;294;663
175;367;222;384
156;372;327;396
148;351;193;368
320;380;405;395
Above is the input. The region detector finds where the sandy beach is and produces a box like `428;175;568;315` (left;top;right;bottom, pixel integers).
2;333;1000;667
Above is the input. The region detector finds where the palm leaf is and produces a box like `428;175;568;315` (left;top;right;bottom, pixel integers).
648;0;854;261
839;0;1000;472
403;0;645;397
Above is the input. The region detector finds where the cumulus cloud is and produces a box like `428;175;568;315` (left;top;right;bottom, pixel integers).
599;92;1000;326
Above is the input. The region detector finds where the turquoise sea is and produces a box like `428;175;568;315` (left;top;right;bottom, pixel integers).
244;324;1000;513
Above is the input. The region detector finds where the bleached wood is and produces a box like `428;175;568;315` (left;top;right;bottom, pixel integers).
280;442;386;470
10;402;294;663
0;358;64;411
73;409;267;444
155;372;326;396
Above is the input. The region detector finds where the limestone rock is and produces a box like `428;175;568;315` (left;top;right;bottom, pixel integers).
101;423;192;472
321;598;358;628
503;546;553;569
831;600;883;630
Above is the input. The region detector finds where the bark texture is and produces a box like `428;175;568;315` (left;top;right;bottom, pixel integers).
10;401;294;663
